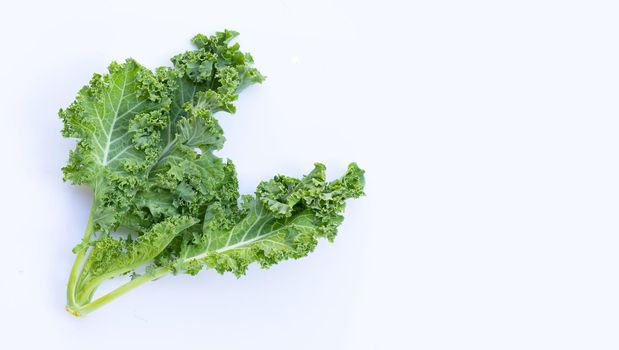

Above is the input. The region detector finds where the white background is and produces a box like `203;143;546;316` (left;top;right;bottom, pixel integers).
1;0;618;349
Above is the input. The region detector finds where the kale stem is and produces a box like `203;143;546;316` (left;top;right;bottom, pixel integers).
66;200;96;309
66;267;171;317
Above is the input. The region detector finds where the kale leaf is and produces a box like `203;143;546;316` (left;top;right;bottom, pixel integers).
61;31;364;316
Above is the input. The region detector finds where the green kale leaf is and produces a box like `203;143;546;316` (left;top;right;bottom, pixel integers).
61;31;364;316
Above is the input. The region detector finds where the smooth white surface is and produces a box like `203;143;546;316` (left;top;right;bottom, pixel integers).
1;0;618;349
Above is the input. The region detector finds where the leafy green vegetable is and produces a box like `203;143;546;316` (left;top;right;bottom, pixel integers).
60;30;365;316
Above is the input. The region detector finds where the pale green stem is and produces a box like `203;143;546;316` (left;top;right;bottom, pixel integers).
66;267;171;317
66;201;96;309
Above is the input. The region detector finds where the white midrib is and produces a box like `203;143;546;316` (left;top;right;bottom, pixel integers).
182;215;314;265
183;227;284;264
102;74;127;165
